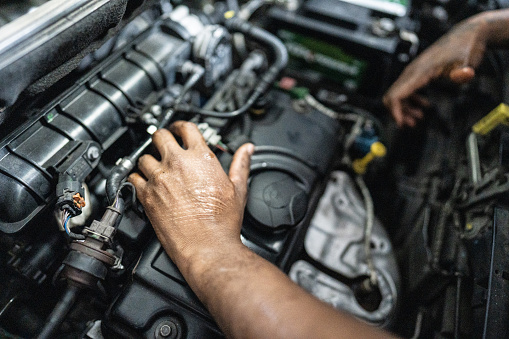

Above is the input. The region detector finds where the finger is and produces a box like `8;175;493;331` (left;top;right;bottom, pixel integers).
153;129;180;159
137;154;160;179
385;95;404;127
449;66;475;84
169;121;206;150
403;115;417;128
229;143;254;201
384;74;430;127
393;66;433;100
402;103;424;120
128;172;147;200
408;94;431;108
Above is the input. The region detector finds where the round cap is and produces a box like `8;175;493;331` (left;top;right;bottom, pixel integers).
246;171;308;230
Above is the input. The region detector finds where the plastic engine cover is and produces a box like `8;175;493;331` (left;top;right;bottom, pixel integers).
0;23;190;233
104;89;342;337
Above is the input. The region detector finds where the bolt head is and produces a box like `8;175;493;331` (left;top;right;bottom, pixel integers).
87;146;100;161
159;324;172;337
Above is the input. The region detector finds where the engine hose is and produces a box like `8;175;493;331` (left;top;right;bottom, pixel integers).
105;157;135;204
226;0;240;13
241;112;253;137
37;284;80;339
110;181;136;228
176;17;288;118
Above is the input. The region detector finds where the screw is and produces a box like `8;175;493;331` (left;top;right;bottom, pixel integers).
87;146;100;161
159;324;172;337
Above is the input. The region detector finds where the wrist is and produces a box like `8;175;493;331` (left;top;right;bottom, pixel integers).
467;12;490;39
176;235;245;280
467;9;509;47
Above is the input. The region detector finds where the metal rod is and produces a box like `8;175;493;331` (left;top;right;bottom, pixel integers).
467;132;482;185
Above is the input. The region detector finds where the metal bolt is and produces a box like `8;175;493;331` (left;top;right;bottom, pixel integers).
159;324;172;337
87;146;100;161
151;105;162;117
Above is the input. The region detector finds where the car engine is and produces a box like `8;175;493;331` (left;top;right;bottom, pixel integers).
0;0;508;338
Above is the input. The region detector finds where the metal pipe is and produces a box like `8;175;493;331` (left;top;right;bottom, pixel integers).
467;132;482;185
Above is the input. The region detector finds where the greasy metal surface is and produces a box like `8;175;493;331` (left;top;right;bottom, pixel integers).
290;171;399;326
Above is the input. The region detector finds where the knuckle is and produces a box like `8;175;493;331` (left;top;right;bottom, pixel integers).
138;154;148;164
172;120;186;129
151;168;166;183
182;121;197;131
152;129;164;139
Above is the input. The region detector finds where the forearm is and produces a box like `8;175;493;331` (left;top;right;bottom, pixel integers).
468;8;509;47
175;241;394;339
129;125;391;337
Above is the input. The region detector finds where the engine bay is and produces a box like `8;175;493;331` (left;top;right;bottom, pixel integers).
0;0;508;338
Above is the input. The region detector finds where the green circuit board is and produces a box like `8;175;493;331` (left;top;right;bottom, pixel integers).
337;0;408;16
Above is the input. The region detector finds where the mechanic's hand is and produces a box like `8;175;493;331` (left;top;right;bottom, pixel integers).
128;121;254;267
383;17;487;127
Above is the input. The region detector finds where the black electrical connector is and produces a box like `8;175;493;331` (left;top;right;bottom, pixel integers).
55;173;85;217
39;182;135;338
53;141;101;239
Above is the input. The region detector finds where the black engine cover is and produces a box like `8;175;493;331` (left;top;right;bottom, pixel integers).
104;90;342;338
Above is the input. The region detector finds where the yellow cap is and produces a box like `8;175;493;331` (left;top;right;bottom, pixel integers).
352;141;387;175
472;103;509;135
224;10;235;19
370;141;387;157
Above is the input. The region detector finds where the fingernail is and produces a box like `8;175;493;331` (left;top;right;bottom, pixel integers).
246;143;255;155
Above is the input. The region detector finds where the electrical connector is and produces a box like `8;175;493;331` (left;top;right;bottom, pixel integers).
56;173;86;217
198;123;223;147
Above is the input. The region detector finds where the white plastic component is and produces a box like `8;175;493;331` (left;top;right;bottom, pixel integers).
147;125;158;135
197;123;222;146
169;6;205;37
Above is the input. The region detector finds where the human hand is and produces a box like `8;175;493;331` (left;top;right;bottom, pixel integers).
128;121;254;268
383;16;487;127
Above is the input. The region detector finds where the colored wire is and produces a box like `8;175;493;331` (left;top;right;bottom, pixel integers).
62;213;71;236
60;209;85;241
216;141;231;153
216;144;227;153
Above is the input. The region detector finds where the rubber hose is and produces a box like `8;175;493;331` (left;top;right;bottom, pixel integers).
226;0;240;13
106;163;132;204
37;285;80;339
176;17;288;118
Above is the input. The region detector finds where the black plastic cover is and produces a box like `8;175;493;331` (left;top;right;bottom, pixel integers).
103;239;223;339
105;90;342;337
0;25;190;234
246;171;307;230
241;90;341;259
